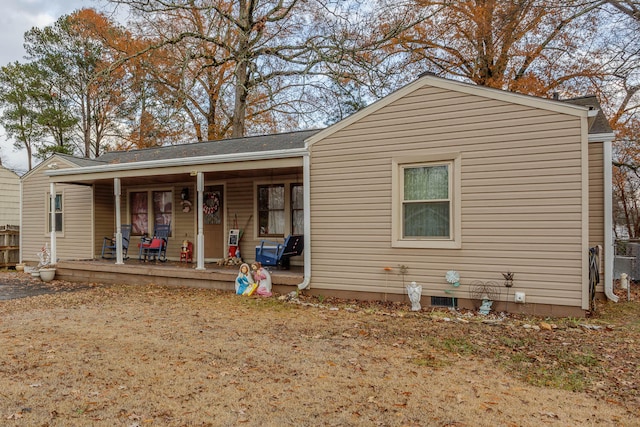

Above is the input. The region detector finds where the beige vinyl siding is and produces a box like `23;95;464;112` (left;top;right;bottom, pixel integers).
588;142;605;289
309;85;586;308
0;166;20;226
94;183;115;256
21;158;93;262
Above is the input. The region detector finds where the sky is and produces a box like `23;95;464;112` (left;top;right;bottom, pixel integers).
0;0;98;175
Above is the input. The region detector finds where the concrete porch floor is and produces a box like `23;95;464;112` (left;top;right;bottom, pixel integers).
55;259;304;294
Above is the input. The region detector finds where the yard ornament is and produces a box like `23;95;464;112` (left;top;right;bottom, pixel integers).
251;262;272;297
235;263;254;295
407;281;422;311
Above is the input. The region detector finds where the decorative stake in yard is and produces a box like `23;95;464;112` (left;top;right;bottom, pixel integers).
383;266;393;302
502;271;514;312
445;270;461;309
469;280;500;315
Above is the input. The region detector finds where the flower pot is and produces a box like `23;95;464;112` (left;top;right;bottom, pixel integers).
30;270;40;278
39;268;56;282
15;263;24;272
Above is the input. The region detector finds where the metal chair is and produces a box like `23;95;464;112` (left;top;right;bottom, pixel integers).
101;225;132;259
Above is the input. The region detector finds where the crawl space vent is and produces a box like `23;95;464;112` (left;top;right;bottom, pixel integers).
431;296;457;307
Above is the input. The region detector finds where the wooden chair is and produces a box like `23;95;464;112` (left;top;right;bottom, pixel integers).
255;234;303;269
139;224;171;262
101;225;132;259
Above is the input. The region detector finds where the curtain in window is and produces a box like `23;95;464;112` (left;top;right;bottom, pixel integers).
403;165;450;238
153;191;172;226
291;185;303;235
258;185;284;235
131;192;148;235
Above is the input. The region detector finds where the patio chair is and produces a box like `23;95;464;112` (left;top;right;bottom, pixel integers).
255;234;303;269
139;223;171;262
101;225;132;259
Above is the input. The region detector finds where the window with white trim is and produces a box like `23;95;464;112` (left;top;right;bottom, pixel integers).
393;154;461;249
258;184;285;237
47;193;63;233
402;163;451;238
130;189;173;236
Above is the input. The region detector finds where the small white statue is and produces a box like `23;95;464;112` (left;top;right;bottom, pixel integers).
406;281;422;311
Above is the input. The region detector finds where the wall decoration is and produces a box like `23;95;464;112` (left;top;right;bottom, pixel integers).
204;191;221;224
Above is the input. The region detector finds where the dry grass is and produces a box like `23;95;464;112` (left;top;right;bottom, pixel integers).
0;274;639;426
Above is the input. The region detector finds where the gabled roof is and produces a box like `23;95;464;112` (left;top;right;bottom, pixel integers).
562;95;613;135
305;74;601;146
97;129;322;165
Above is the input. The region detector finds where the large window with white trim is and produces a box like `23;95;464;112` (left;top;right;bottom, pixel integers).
393;154;461;249
130;190;173;236
258;184;285;237
402;163;451;238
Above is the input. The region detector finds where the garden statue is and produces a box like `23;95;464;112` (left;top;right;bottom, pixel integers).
479;296;493;315
406;281;422;311
235;263;255;295
251;262;272;297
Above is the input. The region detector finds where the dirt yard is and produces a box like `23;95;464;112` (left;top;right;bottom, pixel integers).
0;271;639;426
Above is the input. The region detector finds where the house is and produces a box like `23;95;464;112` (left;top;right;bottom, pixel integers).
0;164;20;226
0;164;20;267
21;74;615;316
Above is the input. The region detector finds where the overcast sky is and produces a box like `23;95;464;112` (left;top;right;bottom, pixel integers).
0;0;99;174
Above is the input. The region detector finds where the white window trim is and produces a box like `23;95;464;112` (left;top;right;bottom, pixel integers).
45;191;64;237
392;152;461;249
254;180;302;238
126;187;174;237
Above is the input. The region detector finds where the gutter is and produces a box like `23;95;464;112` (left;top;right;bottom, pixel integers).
297;153;311;290
44;147;308;177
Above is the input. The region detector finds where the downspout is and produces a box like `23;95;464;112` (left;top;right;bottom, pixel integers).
603;137;618;302
50;182;57;264
297;153;311;290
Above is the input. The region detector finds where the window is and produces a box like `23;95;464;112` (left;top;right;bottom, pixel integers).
131;192;148;235
153;191;172;226
130;190;173;236
291;184;304;235
47;193;63;233
392;153;461;249
258;184;285;237
403;164;450;238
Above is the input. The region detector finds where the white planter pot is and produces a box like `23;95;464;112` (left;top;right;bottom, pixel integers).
39;268;56;282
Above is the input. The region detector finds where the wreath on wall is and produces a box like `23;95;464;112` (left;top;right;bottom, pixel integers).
203;193;220;215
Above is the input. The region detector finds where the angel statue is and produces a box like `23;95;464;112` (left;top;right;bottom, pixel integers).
406;281;422;311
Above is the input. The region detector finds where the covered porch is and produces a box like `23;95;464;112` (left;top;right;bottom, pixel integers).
41;131;315;291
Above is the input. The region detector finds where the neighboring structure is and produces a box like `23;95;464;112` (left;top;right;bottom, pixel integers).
0;164;20;267
21;74;614;316
0;164;20;226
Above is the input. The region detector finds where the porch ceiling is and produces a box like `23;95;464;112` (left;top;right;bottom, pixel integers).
56;165;303;186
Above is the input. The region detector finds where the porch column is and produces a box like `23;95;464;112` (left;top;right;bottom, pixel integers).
114;177;124;265
196;172;205;270
49;182;57;265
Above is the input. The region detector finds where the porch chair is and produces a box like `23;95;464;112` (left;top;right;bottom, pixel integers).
255;234;303;269
139;223;171;262
101;225;132;259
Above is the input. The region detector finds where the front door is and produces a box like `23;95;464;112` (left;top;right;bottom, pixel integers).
203;185;224;259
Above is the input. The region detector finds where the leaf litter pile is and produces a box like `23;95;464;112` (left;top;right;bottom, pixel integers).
0;271;638;426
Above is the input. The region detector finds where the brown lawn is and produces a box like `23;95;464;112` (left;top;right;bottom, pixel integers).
0;271;639;426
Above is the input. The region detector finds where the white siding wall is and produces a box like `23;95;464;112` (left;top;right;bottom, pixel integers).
309;86;586;308
0;166;20;226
